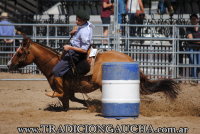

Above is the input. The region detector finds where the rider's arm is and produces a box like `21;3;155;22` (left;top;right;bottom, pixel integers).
138;0;145;13
103;0;113;8
63;45;87;53
65;23;92;53
69;26;78;36
187;30;200;44
64;30;90;54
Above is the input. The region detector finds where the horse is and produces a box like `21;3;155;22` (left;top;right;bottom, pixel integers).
7;36;180;110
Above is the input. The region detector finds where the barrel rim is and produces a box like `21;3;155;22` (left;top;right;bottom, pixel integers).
102;80;140;83
102;62;139;65
102;99;140;103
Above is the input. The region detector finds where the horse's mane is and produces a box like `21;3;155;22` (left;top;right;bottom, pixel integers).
23;37;61;55
33;41;61;55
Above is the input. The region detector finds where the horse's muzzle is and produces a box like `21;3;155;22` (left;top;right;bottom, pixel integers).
7;60;18;71
7;60;12;70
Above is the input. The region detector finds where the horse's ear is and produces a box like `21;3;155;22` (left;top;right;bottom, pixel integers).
16;31;27;40
17;31;31;47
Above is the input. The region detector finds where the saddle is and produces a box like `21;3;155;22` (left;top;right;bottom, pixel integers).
75;59;90;75
70;46;100;76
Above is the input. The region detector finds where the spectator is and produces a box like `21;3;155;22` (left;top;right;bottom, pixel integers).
157;0;174;16
165;0;174;16
126;0;144;36
118;0;126;24
0;12;15;43
100;0;114;44
186;14;200;79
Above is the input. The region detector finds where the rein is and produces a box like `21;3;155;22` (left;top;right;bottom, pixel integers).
19;55;58;74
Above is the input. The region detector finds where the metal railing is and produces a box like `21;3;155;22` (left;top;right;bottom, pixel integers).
0;23;200;82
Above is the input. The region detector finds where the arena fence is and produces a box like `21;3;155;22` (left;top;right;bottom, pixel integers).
0;23;200;83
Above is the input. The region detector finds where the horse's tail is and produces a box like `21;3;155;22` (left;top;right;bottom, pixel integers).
139;72;180;99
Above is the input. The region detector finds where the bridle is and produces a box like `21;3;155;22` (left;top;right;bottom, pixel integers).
17;47;30;65
14;41;58;74
12;43;31;70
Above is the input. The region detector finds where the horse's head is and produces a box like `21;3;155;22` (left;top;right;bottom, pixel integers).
7;37;34;70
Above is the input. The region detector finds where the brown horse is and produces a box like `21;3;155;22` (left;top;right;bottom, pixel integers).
7;37;179;110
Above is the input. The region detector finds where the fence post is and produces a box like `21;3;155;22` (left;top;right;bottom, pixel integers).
171;25;176;79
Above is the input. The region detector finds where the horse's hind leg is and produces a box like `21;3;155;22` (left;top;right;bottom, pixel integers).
59;78;72;111
69;92;88;107
69;80;100;107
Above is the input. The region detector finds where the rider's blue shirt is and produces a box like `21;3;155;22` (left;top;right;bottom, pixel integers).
70;21;94;51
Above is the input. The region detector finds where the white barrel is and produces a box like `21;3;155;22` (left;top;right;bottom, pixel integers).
102;62;140;119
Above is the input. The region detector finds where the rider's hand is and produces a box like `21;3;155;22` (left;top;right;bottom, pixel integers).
63;45;72;51
69;29;77;36
69;26;78;36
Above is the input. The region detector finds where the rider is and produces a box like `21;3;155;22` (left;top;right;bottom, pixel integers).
45;9;94;97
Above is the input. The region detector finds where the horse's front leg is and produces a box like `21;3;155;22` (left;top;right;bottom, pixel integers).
47;76;69;111
60;79;73;111
58;96;69;111
46;76;64;97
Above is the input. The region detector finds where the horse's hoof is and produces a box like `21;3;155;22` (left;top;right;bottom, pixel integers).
83;102;89;107
62;107;69;111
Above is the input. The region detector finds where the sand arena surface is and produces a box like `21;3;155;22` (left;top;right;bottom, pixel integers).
0;72;199;134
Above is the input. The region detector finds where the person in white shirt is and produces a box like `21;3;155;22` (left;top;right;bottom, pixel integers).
126;0;144;36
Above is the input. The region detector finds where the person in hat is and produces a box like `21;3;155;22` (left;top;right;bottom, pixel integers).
0;12;15;43
45;9;95;97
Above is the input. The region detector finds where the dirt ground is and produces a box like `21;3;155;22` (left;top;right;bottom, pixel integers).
0;72;199;134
